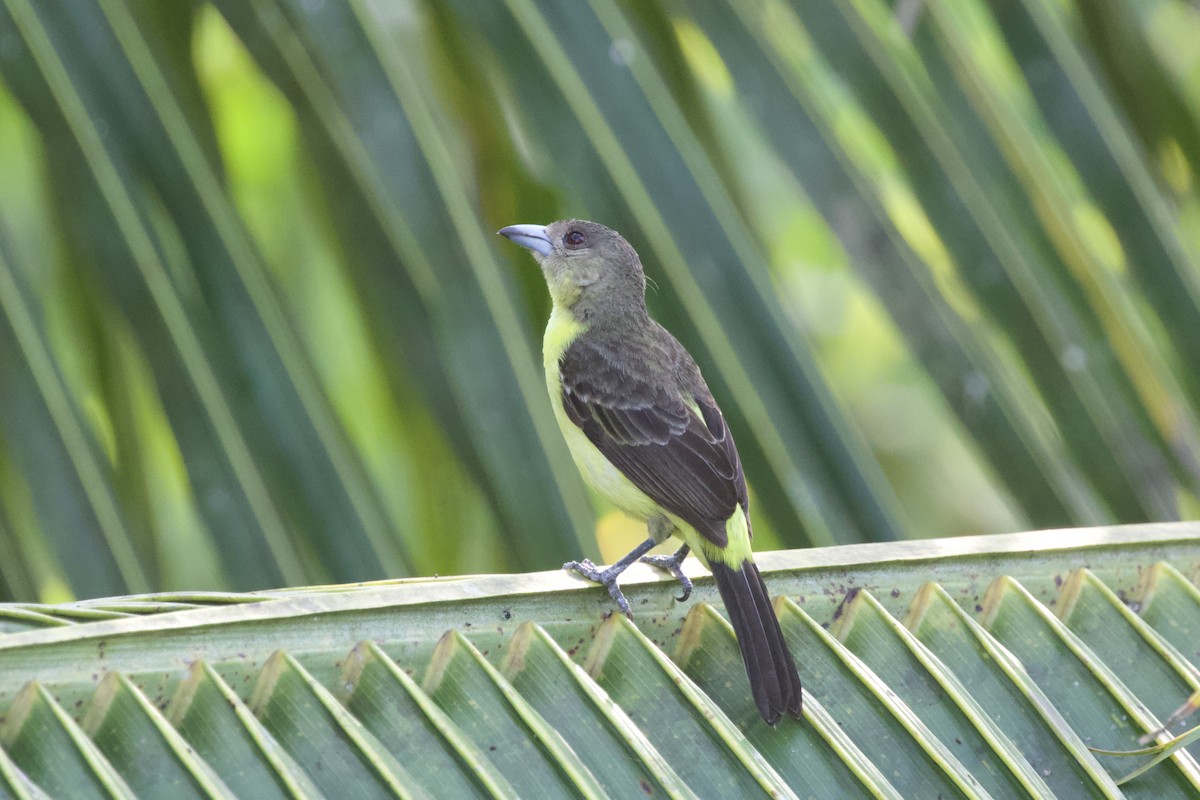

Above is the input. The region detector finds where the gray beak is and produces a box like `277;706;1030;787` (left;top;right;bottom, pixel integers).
498;224;553;257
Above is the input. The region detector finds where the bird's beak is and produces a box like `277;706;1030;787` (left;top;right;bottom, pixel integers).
498;224;553;257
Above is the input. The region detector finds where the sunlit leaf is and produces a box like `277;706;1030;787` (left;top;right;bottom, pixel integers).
1;524;1198;794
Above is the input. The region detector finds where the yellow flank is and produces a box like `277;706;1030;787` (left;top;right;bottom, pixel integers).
543;303;755;570
543;304;660;521
713;507;753;566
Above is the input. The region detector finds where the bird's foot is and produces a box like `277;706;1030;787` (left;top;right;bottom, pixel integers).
639;546;693;602
563;559;634;618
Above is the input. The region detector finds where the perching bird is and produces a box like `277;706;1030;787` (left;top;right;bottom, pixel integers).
499;219;802;725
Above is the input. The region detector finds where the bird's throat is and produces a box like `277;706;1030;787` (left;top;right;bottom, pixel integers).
542;264;584;310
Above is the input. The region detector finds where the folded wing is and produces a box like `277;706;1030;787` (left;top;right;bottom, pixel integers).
558;335;747;546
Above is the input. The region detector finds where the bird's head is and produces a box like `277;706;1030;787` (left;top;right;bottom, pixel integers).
499;219;646;314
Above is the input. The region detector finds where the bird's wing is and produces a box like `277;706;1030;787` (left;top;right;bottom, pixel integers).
559;336;747;547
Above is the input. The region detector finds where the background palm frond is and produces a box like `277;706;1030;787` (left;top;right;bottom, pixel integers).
0;0;1197;600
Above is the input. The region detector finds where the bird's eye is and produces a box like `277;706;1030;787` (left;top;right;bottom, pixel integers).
563;230;586;249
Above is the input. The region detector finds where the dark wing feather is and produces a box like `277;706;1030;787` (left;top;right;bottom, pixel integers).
559;334;747;547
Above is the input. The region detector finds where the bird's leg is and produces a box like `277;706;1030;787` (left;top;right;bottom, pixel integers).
638;515;693;601
640;545;693;602
563;537;657;619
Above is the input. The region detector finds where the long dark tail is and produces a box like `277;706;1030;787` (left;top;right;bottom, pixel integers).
709;559;802;724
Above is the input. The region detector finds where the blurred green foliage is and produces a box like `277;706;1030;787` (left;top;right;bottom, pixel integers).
0;0;1197;601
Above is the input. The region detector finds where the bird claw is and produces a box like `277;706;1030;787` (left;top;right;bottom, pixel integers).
639;550;693;602
563;559;634;618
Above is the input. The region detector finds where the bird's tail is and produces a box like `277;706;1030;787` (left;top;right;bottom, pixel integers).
709;559;802;724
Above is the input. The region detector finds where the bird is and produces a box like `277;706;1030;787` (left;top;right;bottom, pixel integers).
499;219;802;725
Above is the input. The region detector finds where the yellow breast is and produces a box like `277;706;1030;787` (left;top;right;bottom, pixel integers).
543;306;660;520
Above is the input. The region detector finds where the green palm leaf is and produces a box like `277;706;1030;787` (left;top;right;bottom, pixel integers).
1;0;1198;610
3;524;1200;796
